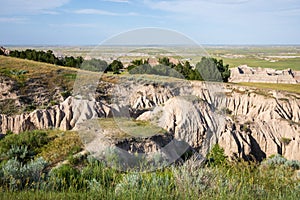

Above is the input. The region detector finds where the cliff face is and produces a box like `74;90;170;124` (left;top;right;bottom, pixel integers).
0;97;110;133
1;76;300;161
219;88;300;161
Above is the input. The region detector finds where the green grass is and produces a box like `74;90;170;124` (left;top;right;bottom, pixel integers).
234;82;300;94
0;160;299;200
98;118;167;139
37;130;83;164
220;57;300;70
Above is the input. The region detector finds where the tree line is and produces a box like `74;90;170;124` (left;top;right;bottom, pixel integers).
9;49;84;68
128;57;230;82
5;48;230;82
7;49;124;74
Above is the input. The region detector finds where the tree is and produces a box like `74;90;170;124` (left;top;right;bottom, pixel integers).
129;64;154;74
108;60;124;74
81;59;108;72
196;57;230;82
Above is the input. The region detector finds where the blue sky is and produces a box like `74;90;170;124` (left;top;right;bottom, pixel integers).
0;0;299;45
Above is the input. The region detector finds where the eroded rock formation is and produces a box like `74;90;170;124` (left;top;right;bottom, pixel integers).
0;97;110;133
1;77;300;162
230;65;300;84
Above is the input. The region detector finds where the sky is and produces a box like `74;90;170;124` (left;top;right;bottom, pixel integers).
0;0;300;45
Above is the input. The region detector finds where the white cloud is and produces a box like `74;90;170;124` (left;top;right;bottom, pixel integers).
0;0;70;14
74;9;119;16
0;17;28;23
73;9;139;16
143;0;250;14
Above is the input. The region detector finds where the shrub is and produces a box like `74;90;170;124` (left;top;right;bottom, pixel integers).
1;157;47;191
47;164;79;191
206;144;227;167
281;137;292;145
0;131;49;158
263;154;287;167
284;160;300;170
115;173;145;195
4;145;34;163
61;90;71;100
81;157;121;188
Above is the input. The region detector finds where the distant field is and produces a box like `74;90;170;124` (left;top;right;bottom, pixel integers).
205;46;300;70
6;45;300;70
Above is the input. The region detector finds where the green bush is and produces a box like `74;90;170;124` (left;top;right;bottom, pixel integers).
0;157;47;191
263;155;300;170
0;131;49;157
4;145;34;163
263;154;287;167
47;164;80;191
206;144;227;167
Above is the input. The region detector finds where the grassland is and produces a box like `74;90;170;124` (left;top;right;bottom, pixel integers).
98;118;167;138
233;82;300;95
204;46;300;70
219;57;300;70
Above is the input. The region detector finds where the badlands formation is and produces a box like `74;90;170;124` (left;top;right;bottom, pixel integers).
230;65;300;84
1;74;300;162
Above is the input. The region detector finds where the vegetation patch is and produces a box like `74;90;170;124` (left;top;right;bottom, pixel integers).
237;82;300;95
98;118;167;139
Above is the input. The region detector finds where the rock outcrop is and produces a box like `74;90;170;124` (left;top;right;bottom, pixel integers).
0;97;110;133
0;46;10;55
230;65;300;84
1;76;300;162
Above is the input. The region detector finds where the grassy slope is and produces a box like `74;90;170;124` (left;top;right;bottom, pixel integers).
0;55;77;87
233;82;300;95
1;55;299;106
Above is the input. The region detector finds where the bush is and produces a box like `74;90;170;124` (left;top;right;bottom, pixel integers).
0;157;47;191
0;131;50;158
284;160;300;170
115;173;145;195
47;164;79;191
206;144;227;167
3;145;34;163
263;154;287;167
81;157;121;188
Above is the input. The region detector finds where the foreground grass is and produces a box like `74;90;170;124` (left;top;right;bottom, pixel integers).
0;161;299;200
1;130;300;200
